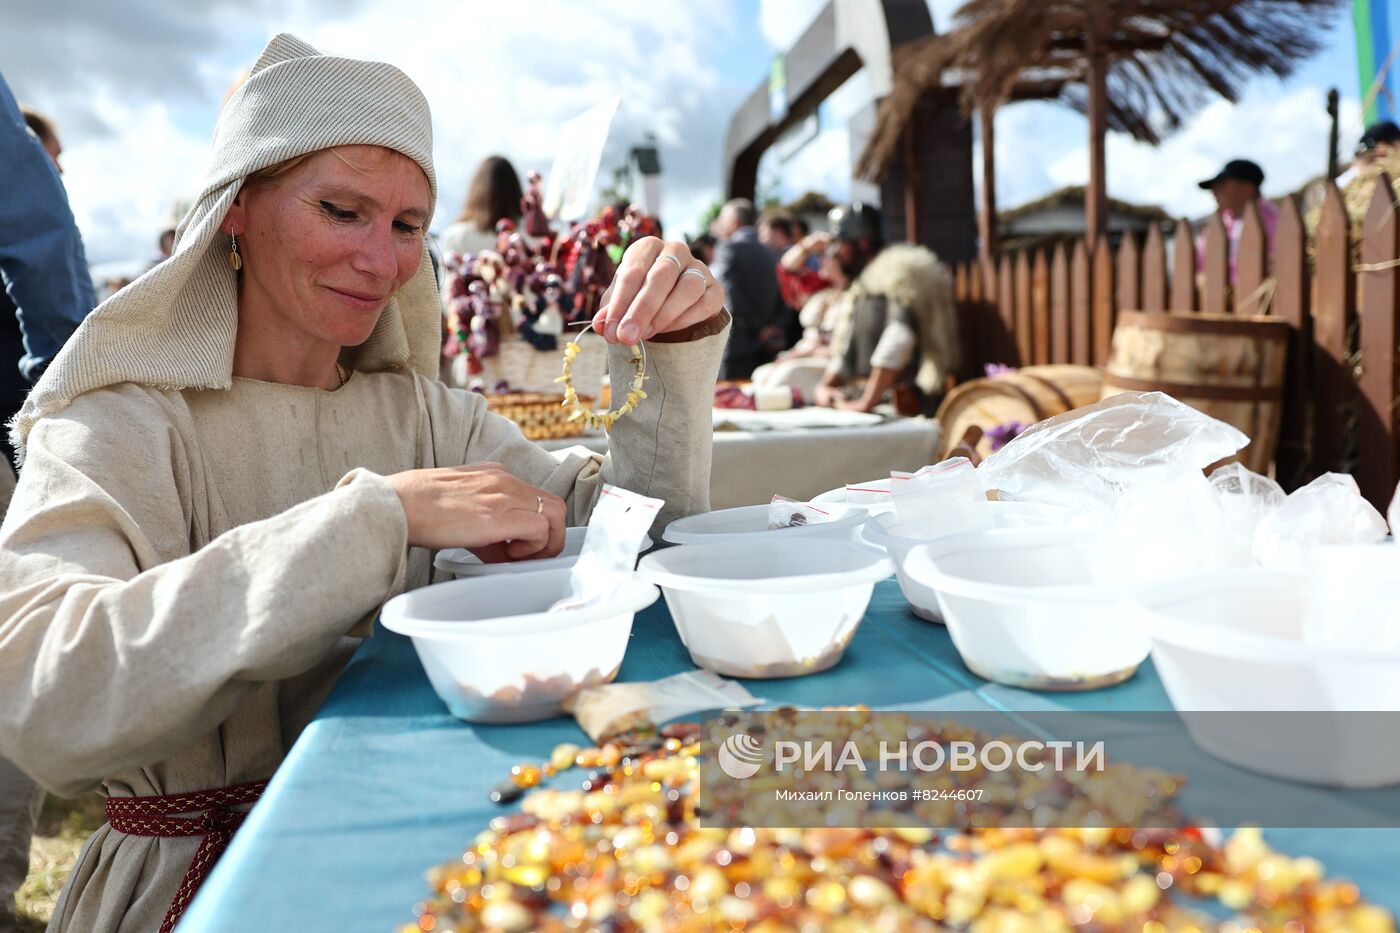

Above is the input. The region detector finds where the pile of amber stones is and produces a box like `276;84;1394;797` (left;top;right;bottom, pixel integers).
403;711;1395;933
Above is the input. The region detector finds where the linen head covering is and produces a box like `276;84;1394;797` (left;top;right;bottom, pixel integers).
12;33;440;456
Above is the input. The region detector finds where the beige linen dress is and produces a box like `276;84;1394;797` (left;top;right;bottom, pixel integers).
0;326;725;932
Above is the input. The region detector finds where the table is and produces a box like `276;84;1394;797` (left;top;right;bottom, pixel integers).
181;580;1400;931
543;411;942;509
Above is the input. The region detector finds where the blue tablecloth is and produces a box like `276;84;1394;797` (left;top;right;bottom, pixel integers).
178;580;1400;931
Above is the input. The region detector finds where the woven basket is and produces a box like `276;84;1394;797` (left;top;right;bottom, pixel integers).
486;392;596;441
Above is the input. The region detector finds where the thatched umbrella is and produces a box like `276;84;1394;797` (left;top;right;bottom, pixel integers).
858;0;1346;255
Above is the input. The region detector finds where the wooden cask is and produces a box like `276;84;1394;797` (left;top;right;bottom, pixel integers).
936;365;1104;461
1101;310;1290;473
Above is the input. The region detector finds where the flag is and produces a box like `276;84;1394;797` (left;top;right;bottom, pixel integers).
1355;0;1400;123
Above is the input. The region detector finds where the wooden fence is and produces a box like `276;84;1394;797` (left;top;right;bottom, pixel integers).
950;176;1400;511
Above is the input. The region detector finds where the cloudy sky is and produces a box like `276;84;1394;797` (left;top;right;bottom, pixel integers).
4;0;1362;270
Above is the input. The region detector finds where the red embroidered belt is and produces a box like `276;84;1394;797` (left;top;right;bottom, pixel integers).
104;779;267;933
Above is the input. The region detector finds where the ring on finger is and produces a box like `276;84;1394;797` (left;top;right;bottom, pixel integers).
656;253;684;273
536;495;544;515
681;267;709;289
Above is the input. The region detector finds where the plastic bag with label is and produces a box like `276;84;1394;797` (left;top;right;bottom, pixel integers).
551;484;662;612
767;495;838;530
564;670;763;742
889;458;986;533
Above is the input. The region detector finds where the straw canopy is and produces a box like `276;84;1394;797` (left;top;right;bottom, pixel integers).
859;0;1347;181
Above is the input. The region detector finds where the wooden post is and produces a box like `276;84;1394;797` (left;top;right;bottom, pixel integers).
1117;230;1141;311
998;253;1016;364
1142;223;1168;311
903;122;920;244
1235;201;1268;314
1051;243;1071;363
1273;196;1312;489
1327;88;1340;181
1312;182;1355;475
1170;218;1196;312
1201;213;1230;313
1032;249;1051;365
1071;238;1092;365
1084;0;1110;248
1014;250;1033;365
1092;235;1115;366
979;106;999;261
1356;173;1400;508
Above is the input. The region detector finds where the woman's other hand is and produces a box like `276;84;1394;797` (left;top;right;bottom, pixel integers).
591;237;726;344
387;463;566;560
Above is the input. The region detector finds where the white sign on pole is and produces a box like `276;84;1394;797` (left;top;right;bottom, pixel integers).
543;97;621;222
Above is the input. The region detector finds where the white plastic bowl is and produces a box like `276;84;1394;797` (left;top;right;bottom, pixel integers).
1134;566;1400;787
662;503;869;546
434;527;653;578
638;539;894;678
903;526;1149;690
862;502;1069;622
381;568;658;723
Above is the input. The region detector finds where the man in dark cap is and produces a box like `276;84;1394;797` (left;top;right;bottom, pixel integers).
1195;158;1278;285
814;203;959;416
1337;120;1400;187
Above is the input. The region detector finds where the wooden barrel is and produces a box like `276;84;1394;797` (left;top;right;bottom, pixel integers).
936;365;1104;461
1101;310;1290;474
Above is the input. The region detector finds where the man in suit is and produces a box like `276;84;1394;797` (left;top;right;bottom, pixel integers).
709;198;786;379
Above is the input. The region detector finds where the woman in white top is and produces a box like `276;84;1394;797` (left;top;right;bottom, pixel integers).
437;154;523;257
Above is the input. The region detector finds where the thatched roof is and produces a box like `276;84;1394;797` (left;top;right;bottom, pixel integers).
998;184;1170;226
858;0;1347;180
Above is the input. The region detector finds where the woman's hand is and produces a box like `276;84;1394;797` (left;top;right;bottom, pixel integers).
591;237;726;344
386;463;566;561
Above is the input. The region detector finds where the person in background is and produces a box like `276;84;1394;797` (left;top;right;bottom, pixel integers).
757;210;797;258
20;106;62;171
1336;120;1400;187
1194;158;1278;286
438;155;523;257
814;202;958;416
777;227;834;315
687;233;716;267
710;198;788;379
0;76;96;933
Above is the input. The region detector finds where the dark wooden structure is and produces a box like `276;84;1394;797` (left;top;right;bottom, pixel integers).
723;0;977;264
858;0;1346;257
948;180;1400;511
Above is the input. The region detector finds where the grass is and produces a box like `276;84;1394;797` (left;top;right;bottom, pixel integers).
15;794;104;932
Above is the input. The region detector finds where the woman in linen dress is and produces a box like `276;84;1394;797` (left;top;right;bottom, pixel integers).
0;34;728;933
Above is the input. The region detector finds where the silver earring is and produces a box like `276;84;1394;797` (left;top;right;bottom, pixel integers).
228;231;242;271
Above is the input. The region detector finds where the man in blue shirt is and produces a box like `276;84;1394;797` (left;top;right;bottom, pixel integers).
0;71;95;932
0;74;95;432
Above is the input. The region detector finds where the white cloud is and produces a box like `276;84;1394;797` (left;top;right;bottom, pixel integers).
758;0;828;51
20;0;751;264
59;91;210;266
993;87;1361;219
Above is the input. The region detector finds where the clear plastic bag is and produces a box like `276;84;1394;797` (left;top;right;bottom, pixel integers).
889;458;985;531
1389;478;1400;537
767;495;837;529
978;391;1247;519
551;484;662;612
564;670;762;742
1093;472;1231;586
1254;473;1388;571
1209;463;1286;567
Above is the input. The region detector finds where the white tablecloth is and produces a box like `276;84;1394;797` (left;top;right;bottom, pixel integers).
541;411;943;509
